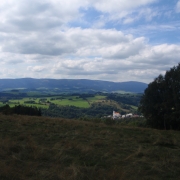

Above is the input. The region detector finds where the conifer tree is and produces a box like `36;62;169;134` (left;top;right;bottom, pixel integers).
139;63;180;130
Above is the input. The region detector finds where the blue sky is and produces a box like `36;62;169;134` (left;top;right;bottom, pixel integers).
0;0;180;83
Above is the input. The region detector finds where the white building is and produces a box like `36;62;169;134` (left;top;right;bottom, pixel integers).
113;111;121;119
126;113;133;118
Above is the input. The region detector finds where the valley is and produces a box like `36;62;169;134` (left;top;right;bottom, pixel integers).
0;89;141;119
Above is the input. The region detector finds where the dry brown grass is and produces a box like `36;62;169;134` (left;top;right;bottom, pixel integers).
0;114;180;179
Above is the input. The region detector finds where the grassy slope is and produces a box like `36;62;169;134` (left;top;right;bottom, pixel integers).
0;114;180;180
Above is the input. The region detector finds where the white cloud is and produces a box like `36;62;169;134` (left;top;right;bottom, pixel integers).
27;66;46;72
176;0;180;13
0;0;86;33
123;17;135;24
0;26;180;82
0;0;179;83
49;39;180;82
91;0;157;13
0;0;158;33
1;28;137;57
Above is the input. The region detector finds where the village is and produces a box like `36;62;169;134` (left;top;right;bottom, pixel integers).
105;111;142;120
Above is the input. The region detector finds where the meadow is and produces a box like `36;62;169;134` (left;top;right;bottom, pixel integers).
6;95;107;109
0;114;180;180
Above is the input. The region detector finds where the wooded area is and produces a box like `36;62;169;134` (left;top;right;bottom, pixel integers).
139;63;180;130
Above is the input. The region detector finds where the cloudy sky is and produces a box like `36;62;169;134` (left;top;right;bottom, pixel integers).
0;0;180;83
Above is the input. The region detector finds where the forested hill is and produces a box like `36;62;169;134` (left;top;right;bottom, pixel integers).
0;78;147;93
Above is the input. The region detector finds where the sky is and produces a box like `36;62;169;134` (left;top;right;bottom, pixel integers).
0;0;180;83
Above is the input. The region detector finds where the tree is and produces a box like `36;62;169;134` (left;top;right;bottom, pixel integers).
139;63;180;130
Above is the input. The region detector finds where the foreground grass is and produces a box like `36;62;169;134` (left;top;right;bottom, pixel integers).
0;114;180;180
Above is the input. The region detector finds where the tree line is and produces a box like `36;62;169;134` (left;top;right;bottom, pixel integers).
139;63;180;130
41;103;121;119
0;105;41;116
107;93;142;106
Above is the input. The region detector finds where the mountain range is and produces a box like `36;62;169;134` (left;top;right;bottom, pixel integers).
0;78;147;93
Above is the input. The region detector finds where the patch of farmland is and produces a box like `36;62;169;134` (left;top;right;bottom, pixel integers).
51;96;90;108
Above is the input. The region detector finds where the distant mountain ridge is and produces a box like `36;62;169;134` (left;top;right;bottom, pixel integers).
0;78;147;93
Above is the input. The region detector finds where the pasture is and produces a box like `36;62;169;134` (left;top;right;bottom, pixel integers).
6;95;107;109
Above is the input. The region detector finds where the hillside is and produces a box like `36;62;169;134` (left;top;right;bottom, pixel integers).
0;92;142;118
0;78;147;93
0;114;180;180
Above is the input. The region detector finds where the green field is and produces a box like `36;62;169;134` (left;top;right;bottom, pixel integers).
0;114;180;179
87;95;106;101
51;97;90;108
0;102;4;107
6;95;107;109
